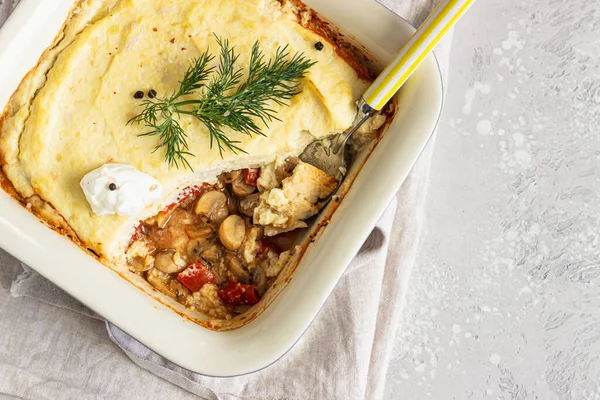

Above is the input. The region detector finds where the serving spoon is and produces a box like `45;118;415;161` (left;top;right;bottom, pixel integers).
300;0;476;181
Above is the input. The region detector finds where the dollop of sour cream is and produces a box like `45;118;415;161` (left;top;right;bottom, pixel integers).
80;164;162;217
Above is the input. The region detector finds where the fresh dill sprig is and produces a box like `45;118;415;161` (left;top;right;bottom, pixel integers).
128;35;316;169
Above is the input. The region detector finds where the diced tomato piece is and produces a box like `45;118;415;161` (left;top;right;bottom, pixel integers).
218;281;261;306
241;284;261;304
256;241;281;258
177;262;217;292
243;168;261;186
218;281;244;305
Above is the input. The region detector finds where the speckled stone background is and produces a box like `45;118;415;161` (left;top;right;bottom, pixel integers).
384;0;600;399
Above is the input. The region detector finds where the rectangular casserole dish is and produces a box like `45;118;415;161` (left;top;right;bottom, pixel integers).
0;0;442;376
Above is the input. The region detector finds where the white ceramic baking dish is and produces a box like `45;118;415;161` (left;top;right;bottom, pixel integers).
0;0;442;376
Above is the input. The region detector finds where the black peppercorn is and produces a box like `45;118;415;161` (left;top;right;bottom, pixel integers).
108;183;117;191
148;89;157;98
133;91;144;99
314;41;324;51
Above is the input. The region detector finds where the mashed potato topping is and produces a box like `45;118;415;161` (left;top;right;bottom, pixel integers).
0;0;370;263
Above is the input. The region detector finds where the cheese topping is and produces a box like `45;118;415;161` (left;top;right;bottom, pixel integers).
0;0;372;262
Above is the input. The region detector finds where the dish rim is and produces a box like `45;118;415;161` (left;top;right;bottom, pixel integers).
0;0;444;376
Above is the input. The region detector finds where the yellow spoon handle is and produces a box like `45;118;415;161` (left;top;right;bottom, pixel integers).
363;0;476;111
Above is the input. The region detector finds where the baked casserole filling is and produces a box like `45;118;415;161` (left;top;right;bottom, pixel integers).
0;0;390;322
127;157;339;318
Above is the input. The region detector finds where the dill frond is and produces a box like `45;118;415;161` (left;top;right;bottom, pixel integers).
128;35;316;170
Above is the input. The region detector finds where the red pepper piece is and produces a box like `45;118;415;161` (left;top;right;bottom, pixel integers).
218;281;261;306
218;281;244;305
177;262;217;292
240;284;261;304
243;168;261;186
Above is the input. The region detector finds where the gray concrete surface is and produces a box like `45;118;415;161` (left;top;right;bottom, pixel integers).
385;0;600;399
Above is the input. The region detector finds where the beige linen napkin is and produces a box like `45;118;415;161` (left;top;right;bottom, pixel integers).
0;0;451;398
0;0;16;25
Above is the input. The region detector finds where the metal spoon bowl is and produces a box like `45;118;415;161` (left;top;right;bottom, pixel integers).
299;102;375;182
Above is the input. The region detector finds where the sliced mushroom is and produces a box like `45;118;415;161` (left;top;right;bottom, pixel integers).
126;239;154;259
252;266;268;296
200;242;222;265
276;156;299;181
221;170;242;184
226;253;250;284
211;258;229;285
129;258;145;272
213;179;225;191
169;209;196;226
147;269;173;297
234;304;254;314
210;207;229;225
194;190;229;224
186;237;209;260
218;215;246;250
154;250;188;274
168;279;191;303
128;255;154;272
147;269;189;301
185;223;214;239
226;191;239;215
231;174;256;197
238;193;260;217
194;190;226;215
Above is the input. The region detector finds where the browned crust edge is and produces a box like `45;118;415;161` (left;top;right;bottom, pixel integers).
279;0;378;81
0;0;91;242
0;0;396;331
